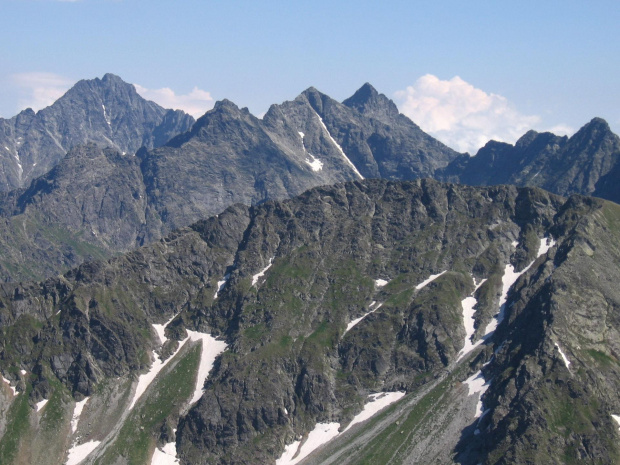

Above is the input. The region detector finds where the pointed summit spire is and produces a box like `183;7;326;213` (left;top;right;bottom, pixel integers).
342;83;399;122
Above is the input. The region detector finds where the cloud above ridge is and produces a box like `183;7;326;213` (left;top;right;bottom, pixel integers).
10;72;73;112
133;84;214;118
395;75;542;154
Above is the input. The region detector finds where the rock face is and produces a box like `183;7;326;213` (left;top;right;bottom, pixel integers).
1;179;619;464
439;117;620;202
0;84;461;282
0;73;194;191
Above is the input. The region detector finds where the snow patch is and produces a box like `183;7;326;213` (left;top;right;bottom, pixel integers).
128;336;189;411
464;371;490;418
537;236;556;257
36;399;48;412
131;324;227;411
484;258;536;336
214;274;230;299
375;278;388;287
4;146;9;151
151;442;180;465
252;258;274;286
185;330;228;405
304;154;324;172
20;369;26;375
13;153;23;179
511;240;519;248
457;277;487;361
555;342;571;369
1;375;18;396
276;422;341;465
276;391;404;464
344;302;383;335
298;129;323;171
314;111;363;179
102;104;111;126
66;440;101;465
71;397;89;434
152;314;177;346
612;414;620;432
415;271;446;290
343;391;405;432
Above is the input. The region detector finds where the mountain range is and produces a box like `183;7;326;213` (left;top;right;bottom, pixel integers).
1;74;619;284
0;74;619;464
0;73;194;192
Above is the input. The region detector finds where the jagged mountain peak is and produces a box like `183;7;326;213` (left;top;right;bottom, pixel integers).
571;116;615;142
515;129;541;147
0;73;194;191
100;72;125;83
63;72;140;102
299;86;334;115
343;82;401;123
585;116;611;130
213;98;240;111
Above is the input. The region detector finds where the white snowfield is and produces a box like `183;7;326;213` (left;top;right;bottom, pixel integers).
298;130;324;172
71;397;90;434
415;271;446;290
128;337;189;411
343;392;406;432
612;415;620;431
36;399;48;412
152;314;178;345
102;104;111;126
537;236;556;257
277;422;340;465
460;237;557;425
375;278;388;287
252;258;274;286
214;274;230;300
484;237;555;337
1;375;18;396
555;342;571;369
344;302;383;336
151;442;180;465
185;330;228;405
314;111;364;180
304;154;324;172
464;370;489;418
276;391;405;465
457;277;487;361
66;440;101;465
130;327;227;411
80;322;225;465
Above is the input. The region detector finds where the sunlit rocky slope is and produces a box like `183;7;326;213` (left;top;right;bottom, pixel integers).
1;179;619;464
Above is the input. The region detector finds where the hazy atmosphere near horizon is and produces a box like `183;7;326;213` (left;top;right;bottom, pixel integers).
1;0;619;154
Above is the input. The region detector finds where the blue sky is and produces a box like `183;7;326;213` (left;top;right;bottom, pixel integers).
1;0;619;153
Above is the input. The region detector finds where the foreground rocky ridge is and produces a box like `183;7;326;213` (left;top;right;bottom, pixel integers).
0;179;619;464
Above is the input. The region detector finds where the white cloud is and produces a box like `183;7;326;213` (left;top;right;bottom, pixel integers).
11;72;73;112
133;84;214;118
545;123;574;136
395;74;542;154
